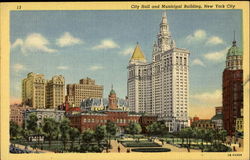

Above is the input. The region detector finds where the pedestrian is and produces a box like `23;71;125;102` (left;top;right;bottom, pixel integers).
127;148;130;153
233;146;236;151
118;146;120;153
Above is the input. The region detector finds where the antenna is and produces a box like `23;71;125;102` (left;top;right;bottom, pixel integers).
233;30;236;46
233;30;236;41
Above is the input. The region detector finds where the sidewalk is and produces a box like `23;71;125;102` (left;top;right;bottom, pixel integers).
102;140;127;153
14;143;53;153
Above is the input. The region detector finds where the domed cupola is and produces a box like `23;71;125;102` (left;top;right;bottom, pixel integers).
226;32;242;70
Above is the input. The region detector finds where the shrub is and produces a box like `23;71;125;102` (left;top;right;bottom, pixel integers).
132;148;171;152
121;140;161;147
204;143;232;152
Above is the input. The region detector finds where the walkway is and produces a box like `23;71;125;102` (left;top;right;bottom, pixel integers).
154;139;200;152
14;143;53;153
102;140;127;153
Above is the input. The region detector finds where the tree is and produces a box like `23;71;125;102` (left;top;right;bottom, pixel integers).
81;129;95;152
126;123;142;140
34;127;44;149
69;127;80;151
196;128;206;152
95;125;106;147
146;121;168;138
26;113;38;133
10;121;21;139
181;127;193;152
59;118;71;150
218;129;227;143
106;120;117;151
42;118;59;148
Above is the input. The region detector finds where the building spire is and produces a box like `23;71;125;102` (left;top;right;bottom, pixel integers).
161;11;167;24
129;43;146;63
157;11;173;52
233;30;236;46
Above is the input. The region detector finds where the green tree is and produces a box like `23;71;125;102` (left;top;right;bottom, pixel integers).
59;118;71;150
26;113;38;133
42;118;59;148
196;128;206;152
218;129;227;143
181;127;193;152
34;127;44;149
126;123;142;140
21;128;31;146
69;127;80;151
10;121;22;139
95;125;106;146
81;129;95;152
106;120;117;151
146;121;168;137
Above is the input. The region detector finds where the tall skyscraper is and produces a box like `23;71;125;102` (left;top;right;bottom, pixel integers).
22;72;65;109
222;34;243;136
65;77;103;107
22;72;46;108
46;75;65;108
127;12;190;132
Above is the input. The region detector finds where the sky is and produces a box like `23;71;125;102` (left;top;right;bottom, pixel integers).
10;10;242;119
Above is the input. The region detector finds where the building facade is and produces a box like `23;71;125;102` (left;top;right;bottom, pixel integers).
10;104;32;126
46;75;65;108
191;120;216;129
22;72;65;109
65;77;103;107
222;37;243;136
108;86;118;110
24;109;65;127
236;108;243;134
127;12;190;132
22;72;46;108
68;111;141;132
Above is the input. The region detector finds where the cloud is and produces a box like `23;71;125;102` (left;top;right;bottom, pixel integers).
89;65;104;71
190;89;222;106
185;29;207;43
120;47;134;56
11;33;57;54
93;39;119;50
11;39;23;48
56;32;83;47
206;36;224;45
57;66;69;70
191;58;205;67
204;47;229;62
12;63;26;72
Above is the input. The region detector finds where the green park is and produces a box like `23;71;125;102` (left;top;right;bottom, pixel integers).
10;113;233;153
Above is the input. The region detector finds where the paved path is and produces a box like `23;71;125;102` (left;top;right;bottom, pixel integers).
102;140;127;153
154;139;200;152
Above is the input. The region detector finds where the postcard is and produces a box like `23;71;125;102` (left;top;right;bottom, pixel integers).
0;1;249;160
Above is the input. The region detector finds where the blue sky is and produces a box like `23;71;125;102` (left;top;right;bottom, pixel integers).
10;10;242;118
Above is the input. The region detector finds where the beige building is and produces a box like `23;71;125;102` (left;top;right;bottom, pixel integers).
46;75;65;108
22;72;46;108
22;72;65;109
66;77;103;107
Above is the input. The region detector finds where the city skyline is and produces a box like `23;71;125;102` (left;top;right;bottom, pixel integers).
10;10;242;119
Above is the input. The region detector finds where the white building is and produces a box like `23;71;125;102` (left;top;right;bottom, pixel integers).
24;109;65;127
127;12;190;132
